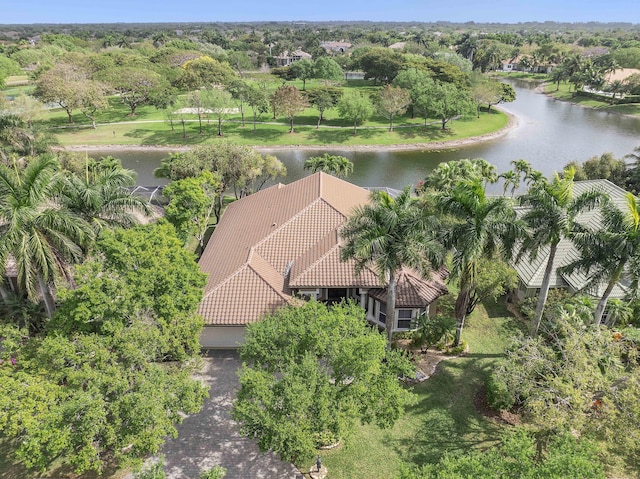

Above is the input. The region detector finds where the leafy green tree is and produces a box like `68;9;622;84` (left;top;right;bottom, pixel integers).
467;257;518;316
0;156;93;318
0;54;21;88
337;91;375;136
244;83;269;132
341;188;445;346
0;312;207;474
227;79;251;127
304;154;353;178
163;171;221;249
411;313;455;353
227;50;253;76
271;84;308;133
289;58;314;90
177;55;236;90
233;300;415;462
187;89;207;134
33;63;87;123
203;87;234;136
377;85;411;132
313;57;343;83
77;80;109;129
517;167;604;336
561;193;640;324
357;47;404;84
305;86;342;128
433;178;520;345
414;81;474;130
101;67;168;116
52;222;206;360
398;429;605;479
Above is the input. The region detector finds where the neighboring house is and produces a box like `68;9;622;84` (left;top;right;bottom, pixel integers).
273;49;312;67
320;41;352;54
198;172;448;348
388;41;407;50
1;255;18;296
501;59;518;72
513;179;631;305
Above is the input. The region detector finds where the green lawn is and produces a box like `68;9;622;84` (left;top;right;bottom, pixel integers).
51;108;508;148
544;82;640;116
308;300;523;479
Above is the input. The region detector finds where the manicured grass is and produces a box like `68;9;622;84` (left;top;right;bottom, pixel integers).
52;108;509;148
544;82;640;116
492;71;548;81
307;300;523;479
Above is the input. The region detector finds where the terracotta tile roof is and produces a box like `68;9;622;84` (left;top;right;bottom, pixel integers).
198;172;447;325
369;268;449;308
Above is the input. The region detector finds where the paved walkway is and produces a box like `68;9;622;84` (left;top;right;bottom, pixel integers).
158;350;301;479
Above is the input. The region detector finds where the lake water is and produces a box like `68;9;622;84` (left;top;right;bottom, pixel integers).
90;80;640;189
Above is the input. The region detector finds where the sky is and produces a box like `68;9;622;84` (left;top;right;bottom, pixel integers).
1;0;639;25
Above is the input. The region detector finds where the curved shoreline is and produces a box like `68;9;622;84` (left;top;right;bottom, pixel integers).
58;110;518;154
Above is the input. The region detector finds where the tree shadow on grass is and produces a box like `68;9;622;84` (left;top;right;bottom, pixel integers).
392;354;506;467
396;125;453;142
306;127;380;144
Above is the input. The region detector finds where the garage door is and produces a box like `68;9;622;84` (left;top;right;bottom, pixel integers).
200;326;245;348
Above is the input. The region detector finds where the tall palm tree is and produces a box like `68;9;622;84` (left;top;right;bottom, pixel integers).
517;168;604;336
560;193;640;325
341;187;445;346
435;178;521;346
0;156;94;317
61;164;150;234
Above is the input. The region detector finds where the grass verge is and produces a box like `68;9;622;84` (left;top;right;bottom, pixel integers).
544;82;640;116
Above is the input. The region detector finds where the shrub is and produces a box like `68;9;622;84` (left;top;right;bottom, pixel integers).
486;371;515;411
200;465;227;479
411;313;456;353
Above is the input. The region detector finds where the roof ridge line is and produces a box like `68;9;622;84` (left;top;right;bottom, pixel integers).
290;230;340;283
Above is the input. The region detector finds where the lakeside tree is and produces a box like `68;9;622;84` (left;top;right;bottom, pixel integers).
246;84;269;132
341;187;445;346
203;87;234;136
337;91;375;136
305;86;342;128
376;85;411;132
187;90;207;135
271;85;308;133
227;79;251;127
77;80;109;129
357;47;404;84
233;300;415;462
289;58;314;90
414;81;474;130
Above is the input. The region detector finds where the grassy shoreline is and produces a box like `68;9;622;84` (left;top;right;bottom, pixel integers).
53;109;514;152
542;82;640;117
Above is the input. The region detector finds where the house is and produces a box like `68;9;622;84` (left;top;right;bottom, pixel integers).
388;41;407;50
197;172;448;348
320;41;352;54
273;49;312;67
513;179;631;306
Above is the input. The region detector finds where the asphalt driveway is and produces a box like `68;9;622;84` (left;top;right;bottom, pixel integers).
159;350;301;479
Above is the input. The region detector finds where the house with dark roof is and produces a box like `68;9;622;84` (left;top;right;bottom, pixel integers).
513;179;631;305
198;172;448;348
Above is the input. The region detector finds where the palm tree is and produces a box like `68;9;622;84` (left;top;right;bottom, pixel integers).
341;187;445;346
517;168;604;336
560;193;640;325
0;156;94;317
435;178;521;346
61;163;150;234
304;154;354;178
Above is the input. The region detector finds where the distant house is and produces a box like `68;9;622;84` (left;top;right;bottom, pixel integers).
320;41;352;54
513;180;631;306
197;172;448;348
501;58;518;72
273;49;312;67
388;41;407;50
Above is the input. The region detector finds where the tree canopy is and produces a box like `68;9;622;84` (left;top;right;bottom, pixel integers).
232;300;415;463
